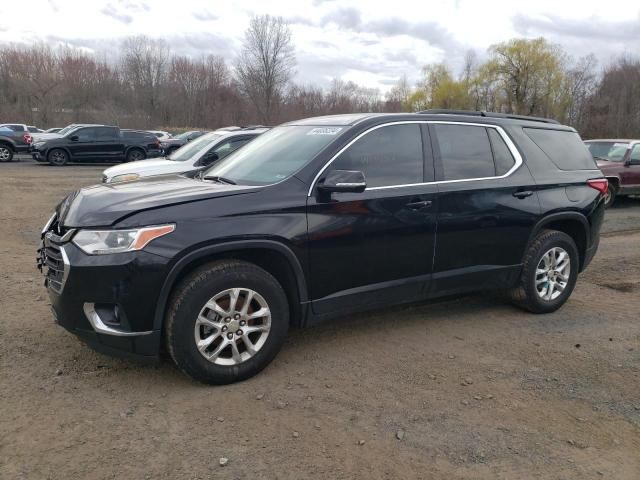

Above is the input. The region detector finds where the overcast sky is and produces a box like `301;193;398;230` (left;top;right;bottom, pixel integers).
0;0;638;92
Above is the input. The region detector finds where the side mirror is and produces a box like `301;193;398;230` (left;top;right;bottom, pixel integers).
70;135;79;141
201;152;219;166
318;170;366;193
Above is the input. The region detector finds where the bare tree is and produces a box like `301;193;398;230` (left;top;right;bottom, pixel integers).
235;15;296;123
121;36;170;124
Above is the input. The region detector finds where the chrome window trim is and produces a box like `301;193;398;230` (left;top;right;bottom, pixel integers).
307;120;523;196
83;303;154;337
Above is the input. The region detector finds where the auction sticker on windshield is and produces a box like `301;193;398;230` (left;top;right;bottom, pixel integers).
307;127;343;135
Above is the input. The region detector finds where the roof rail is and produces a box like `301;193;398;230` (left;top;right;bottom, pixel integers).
417;109;560;125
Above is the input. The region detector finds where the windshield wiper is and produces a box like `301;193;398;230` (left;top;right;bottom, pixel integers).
202;175;237;185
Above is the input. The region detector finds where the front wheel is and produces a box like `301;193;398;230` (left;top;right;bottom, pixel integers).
603;183;616;208
507;230;579;314
0;145;13;162
165;260;289;384
48;149;68;166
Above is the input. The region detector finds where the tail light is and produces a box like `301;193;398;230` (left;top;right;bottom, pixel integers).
587;178;608;195
23;133;32;144
155;138;161;148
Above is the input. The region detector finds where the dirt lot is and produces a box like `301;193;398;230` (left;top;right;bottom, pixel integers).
1;160;639;479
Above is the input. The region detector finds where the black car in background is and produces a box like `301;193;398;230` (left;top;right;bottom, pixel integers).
31;125;162;165
39;111;606;384
0;126;32;162
159;130;207;154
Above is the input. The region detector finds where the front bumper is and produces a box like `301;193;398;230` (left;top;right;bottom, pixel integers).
39;233;171;360
32;149;47;162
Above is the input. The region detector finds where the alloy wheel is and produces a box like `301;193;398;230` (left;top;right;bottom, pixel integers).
50;150;66;165
535;247;571;301
0;147;11;161
194;288;271;366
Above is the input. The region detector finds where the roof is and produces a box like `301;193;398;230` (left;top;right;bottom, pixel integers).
285;111;573;130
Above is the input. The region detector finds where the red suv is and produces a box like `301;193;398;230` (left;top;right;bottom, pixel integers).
585;139;640;207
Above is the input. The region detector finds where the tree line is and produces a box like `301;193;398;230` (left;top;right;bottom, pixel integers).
0;15;638;138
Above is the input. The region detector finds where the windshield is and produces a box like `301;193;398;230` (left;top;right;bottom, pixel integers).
168;133;222;161
203;125;343;185
585;142;630;162
174;131;197;141
59;125;80;136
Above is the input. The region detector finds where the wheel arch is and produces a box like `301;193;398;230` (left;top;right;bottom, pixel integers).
125;145;146;158
0;139;15;150
605;175;620;189
528;212;590;270
154;240;309;331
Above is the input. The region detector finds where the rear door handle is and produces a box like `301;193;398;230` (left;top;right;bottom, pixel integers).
406;200;432;210
513;190;533;199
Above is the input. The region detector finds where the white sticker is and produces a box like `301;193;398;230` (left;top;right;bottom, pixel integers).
307;127;343;136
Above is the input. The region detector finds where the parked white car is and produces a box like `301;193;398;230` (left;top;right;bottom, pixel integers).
102;127;268;183
147;130;172;141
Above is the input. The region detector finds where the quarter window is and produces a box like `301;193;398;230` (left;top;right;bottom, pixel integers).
487;128;515;175
434;124;495;180
331;124;423;188
630;144;640;162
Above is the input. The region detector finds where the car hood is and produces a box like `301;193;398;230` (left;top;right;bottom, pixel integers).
161;138;185;145
57;175;261;228
104;157;192;178
596;159;619;169
32;133;62;142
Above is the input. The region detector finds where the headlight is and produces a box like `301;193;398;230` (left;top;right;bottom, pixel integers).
110;173;140;183
160;142;168;148
33;142;45;149
72;224;175;255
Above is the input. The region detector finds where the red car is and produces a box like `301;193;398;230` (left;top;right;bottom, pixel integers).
584;139;640;207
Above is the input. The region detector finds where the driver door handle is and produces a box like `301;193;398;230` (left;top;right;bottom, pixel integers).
513;190;533;199
406;200;432;210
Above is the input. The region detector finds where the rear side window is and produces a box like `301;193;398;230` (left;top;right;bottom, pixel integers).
332;124;423;188
96;127;118;140
524;128;596;170
487;128;515;175
433;124;495;180
631;144;640;162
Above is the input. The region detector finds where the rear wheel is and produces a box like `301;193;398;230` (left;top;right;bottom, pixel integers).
507;230;579;313
126;148;145;162
165;260;289;384
603;183;616;208
0;145;13;162
48;149;68;166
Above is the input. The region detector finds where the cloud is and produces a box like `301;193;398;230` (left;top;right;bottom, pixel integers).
193;10;218;22
321;7;362;29
101;4;133;24
512;13;640;42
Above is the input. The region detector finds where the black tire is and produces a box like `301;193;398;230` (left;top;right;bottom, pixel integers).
48;148;68;166
165;260;289;384
603;183;616;208
126;148;145;162
0;144;13;162
507;230;579;314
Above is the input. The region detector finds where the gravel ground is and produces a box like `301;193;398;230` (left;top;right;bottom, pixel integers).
1;160;639;480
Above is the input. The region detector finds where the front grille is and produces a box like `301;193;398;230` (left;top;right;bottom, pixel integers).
44;243;66;293
102;175;108;183
38;214;72;294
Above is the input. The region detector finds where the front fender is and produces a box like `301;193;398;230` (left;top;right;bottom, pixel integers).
152;239;309;330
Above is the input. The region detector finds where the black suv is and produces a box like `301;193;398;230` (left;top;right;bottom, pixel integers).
38;111;606;384
31;125;162;165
